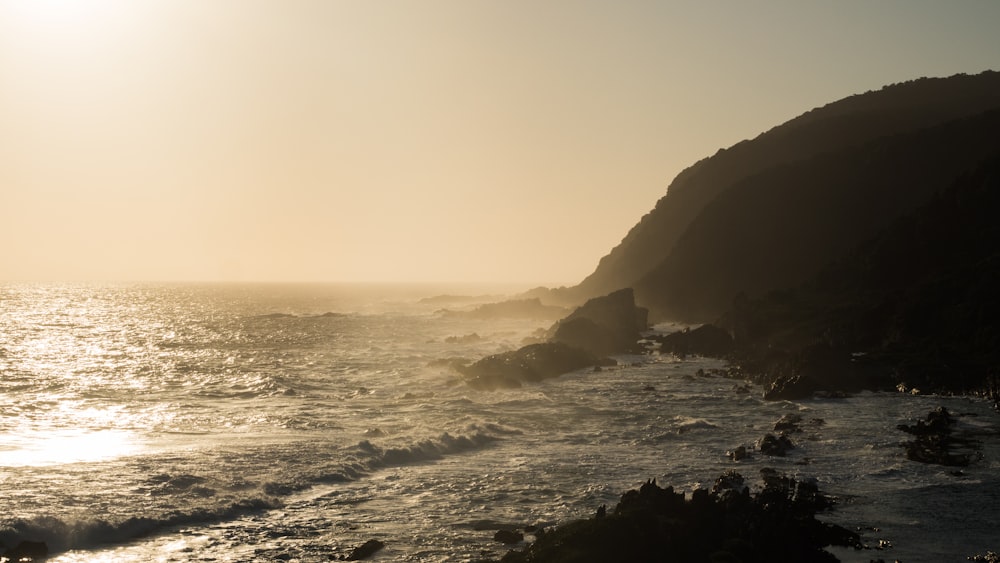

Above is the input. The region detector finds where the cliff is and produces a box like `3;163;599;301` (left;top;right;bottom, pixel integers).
565;71;1000;321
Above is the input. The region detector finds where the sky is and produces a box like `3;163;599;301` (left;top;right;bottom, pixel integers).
2;1;998;285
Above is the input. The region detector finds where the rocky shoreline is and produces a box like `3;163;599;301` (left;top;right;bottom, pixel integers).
444;288;999;563
469;404;995;563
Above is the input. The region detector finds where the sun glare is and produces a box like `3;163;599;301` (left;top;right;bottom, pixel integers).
5;0;113;26
1;428;143;467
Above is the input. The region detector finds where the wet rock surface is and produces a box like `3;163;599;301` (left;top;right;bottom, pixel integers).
898;406;982;467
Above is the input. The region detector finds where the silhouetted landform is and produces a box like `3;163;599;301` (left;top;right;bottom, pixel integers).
897;407;982;467
444;333;483;344
457;342;615;390
547;289;648;356
529;72;1000;322
457;290;647;388
438;298;570;321
638;108;1000;321
419;294;500;305
343;539;384;560
253;312;345;319
491;470;858;563
2;540;48;562
720;152;1000;401
650;324;734;359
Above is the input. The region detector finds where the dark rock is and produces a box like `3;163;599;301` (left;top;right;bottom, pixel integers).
346;539;385;561
773;413;804;433
549;289;648;356
757;433;795;456
457;342;614;390
4;541;48;562
551;317;630;358
493;529;524;544
653;324;734;358
727;445;749;461
763;374;821;401
898;407;980;466
498;471;858;563
444;333;482;344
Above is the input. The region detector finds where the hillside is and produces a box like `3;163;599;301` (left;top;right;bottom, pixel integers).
722;152;1000;398
559;71;1000;318
635;108;1000;321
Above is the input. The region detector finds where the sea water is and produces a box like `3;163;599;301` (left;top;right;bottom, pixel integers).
1;283;997;562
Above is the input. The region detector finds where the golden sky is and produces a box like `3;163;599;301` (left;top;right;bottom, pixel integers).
2;0;998;284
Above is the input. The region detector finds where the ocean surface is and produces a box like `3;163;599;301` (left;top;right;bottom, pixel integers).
1;283;998;562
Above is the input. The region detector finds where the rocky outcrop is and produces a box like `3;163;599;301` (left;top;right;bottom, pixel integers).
898;407;982;467
652;324;733;358
548;289;648;356
495;471;858;563
457;342;615;390
345;539;384;560
3;541;48;563
757;433;796;457
450;289;645;389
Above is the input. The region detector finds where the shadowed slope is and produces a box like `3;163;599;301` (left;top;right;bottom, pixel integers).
566;71;1000;311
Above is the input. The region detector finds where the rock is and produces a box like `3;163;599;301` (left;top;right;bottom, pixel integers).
727;445;750;461
898;407;980;466
498;471;858;563
550;317;629;357
773;413;804;433
444;333;482;344
346;539;385;560
757;433;795;456
457;342;615;390
4;541;48;562
493;529;524;544
549;288;649;356
763;374;821;401
653;324;734;358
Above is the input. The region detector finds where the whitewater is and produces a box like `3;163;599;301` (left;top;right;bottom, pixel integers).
1;283;998;562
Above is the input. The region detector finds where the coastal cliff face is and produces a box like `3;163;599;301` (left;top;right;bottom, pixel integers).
564;71;1000;322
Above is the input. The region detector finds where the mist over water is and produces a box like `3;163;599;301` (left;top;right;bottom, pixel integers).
1;283;998;561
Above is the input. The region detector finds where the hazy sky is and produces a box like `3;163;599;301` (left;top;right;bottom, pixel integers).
2;1;998;284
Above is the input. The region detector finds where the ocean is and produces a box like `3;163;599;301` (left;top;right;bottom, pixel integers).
1;282;998;562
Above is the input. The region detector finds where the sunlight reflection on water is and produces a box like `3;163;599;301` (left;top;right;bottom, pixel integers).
0;428;143;467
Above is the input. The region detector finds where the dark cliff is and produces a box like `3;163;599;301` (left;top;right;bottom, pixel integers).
566;71;1000;320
